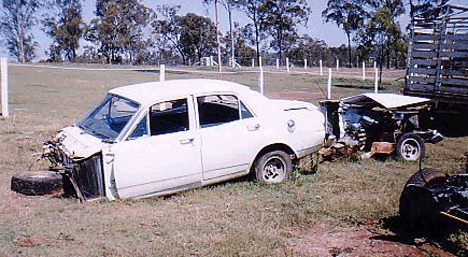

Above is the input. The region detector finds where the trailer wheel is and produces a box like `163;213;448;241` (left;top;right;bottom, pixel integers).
396;133;425;161
399;168;447;224
11;171;63;196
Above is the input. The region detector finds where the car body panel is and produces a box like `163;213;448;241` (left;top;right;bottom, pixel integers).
50;79;325;200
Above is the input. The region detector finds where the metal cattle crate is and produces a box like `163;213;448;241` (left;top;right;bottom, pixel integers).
405;4;468;107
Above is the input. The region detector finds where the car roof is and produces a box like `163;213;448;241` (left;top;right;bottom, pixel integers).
109;79;268;107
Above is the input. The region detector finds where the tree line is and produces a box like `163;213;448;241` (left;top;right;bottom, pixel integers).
0;0;451;69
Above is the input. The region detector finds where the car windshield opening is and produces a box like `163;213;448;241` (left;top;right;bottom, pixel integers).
77;94;140;142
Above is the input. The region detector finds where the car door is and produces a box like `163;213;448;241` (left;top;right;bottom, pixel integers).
196;93;264;181
111;97;202;199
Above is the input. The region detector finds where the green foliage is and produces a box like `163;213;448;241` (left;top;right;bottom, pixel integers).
233;0;267;60
42;0;85;62
0;0;41;63
152;8;217;65
259;0;310;61
287;35;329;65
356;5;406;72
322;0;368;68
86;0;152;64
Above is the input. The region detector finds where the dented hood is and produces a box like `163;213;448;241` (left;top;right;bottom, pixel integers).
56;126;103;159
341;93;432;109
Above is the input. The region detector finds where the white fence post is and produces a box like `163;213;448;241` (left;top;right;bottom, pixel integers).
259;66;264;95
1;58;8;117
328;68;332;100
286;58;290;73
259;57;262;68
252;59;255;68
320;59;323;76
362;62;366;80
374;68;379;94
276;58;279;69
374;61;377;69
159;64;165;82
304;59;307;69
336;59;339;71
210;56;214;66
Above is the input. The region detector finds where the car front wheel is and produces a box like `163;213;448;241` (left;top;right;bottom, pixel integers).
255;150;292;183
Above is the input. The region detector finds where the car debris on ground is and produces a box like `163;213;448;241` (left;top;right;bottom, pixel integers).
320;93;443;161
400;155;468;226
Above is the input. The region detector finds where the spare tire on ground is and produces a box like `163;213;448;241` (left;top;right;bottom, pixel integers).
399;168;447;224
11;171;64;196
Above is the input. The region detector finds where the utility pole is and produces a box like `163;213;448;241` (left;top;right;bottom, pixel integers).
215;0;222;73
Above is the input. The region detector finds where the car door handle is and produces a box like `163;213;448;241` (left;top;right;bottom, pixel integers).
247;124;260;131
180;138;195;145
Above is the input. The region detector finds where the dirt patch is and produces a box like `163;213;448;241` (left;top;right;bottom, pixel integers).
285;218;454;257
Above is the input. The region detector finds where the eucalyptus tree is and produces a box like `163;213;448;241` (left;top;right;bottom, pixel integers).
233;0;267;61
362;0;405;69
0;0;41;62
322;0;368;67
152;5;186;64
356;6;403;78
86;0;152;64
42;0;85;62
260;0;310;62
152;9;217;65
203;0;238;67
176;13;218;65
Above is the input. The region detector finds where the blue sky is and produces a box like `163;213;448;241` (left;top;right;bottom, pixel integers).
1;0;467;60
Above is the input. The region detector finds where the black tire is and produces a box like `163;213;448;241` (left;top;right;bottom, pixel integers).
399;168;447;223
396;133;425;161
254;150;292;183
11;171;63;196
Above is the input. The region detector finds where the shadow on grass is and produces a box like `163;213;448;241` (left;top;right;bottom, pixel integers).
373;215;468;256
434;113;468;138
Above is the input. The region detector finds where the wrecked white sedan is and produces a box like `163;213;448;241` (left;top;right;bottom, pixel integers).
11;79;325;201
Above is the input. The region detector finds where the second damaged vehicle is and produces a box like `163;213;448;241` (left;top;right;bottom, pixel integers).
320;93;443;160
11;79;325;201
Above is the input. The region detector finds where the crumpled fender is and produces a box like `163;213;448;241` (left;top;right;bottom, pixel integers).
55;126;103;159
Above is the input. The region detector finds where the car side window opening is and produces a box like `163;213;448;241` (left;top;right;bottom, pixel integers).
149;99;189;136
197;94;254;128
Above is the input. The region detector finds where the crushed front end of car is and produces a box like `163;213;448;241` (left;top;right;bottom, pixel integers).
320;93;443;160
39;128;106;201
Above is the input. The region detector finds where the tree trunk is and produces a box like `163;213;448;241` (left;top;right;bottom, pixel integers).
228;6;235;67
16;12;26;63
347;31;352;68
254;20;260;63
215;0;222;72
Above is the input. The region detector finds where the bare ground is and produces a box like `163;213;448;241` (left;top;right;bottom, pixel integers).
286;218;454;256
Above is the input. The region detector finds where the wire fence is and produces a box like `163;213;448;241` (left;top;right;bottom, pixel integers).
1;61;406;118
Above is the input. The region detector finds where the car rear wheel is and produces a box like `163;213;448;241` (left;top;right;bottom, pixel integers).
396;133;425;161
255;150;292;183
11;171;63;196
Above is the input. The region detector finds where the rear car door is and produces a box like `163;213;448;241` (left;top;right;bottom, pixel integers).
196;93;265;181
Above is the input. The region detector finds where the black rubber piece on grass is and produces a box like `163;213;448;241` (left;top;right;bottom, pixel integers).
399;168;447;224
11;171;63;196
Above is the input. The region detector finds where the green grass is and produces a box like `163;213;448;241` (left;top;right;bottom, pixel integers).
0;64;466;256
